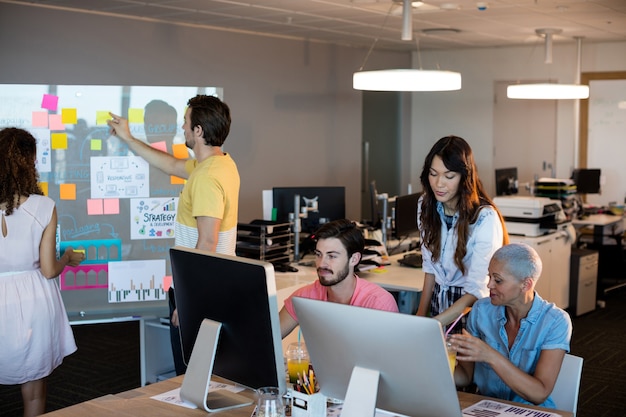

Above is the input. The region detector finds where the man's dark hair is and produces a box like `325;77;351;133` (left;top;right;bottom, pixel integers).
187;95;231;147
314;219;364;257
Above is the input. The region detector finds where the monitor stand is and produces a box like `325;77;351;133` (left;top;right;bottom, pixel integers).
179;319;254;412
341;366;380;417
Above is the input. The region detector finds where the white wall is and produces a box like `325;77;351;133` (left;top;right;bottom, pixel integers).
2;3;624;217
410;41;626;196
0;3;411;223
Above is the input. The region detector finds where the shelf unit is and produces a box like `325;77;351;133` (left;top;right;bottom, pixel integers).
236;220;293;265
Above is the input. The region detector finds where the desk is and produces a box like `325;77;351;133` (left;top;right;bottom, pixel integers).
41;375;573;417
572;214;626;295
279;253;425;293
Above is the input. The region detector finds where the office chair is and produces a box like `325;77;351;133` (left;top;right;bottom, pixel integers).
551;353;584;416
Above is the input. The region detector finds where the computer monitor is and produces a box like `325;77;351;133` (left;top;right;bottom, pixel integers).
170;247;286;412
393;192;421;239
293;298;463;417
571;168;601;194
369;180;382;228
495;167;519;196
272;186;345;233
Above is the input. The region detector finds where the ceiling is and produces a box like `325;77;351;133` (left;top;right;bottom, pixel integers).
4;0;626;52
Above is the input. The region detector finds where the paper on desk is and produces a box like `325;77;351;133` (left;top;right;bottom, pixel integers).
151;381;245;409
463;400;561;417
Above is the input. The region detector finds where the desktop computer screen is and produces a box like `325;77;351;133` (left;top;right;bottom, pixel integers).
393;192;421;239
170;247;286;411
272;186;346;233
293;298;463;417
495;167;519;196
571;168;601;194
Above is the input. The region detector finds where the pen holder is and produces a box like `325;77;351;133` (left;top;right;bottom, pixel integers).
288;389;326;417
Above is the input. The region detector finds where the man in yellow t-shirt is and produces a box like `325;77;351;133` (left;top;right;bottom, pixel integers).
108;95;240;375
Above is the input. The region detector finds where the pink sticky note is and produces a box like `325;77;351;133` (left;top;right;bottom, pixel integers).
103;198;120;215
49;114;65;131
32;111;48;127
163;275;173;292
150;141;167;153
41;94;59;111
87;199;104;215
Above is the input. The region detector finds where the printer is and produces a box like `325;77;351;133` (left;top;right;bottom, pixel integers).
493;195;568;237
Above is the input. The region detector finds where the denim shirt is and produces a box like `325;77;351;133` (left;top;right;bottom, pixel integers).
466;294;573;408
418;198;504;310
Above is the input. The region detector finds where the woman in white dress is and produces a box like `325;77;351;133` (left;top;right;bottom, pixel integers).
0;127;85;417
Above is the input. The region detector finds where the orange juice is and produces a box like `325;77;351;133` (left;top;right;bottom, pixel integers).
287;358;310;383
447;350;456;374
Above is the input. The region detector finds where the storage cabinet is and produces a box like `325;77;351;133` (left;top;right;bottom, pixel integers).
510;229;571;309
236;221;293;265
569;248;599;316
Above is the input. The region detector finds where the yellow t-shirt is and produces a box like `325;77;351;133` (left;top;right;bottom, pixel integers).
174;153;240;255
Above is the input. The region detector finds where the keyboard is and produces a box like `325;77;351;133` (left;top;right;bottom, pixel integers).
398;252;423;268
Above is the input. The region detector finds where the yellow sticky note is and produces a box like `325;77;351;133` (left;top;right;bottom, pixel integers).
96;111;110;125
59;183;77;200
38;182;49;196
172;143;189;159
74;249;85;254
128;108;144;124
91;139;102;151
51;133;68;149
61;108;78;124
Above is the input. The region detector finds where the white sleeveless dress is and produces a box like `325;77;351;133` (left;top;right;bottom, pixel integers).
0;195;77;384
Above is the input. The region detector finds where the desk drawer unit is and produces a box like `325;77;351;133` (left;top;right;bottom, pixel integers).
569;248;599;316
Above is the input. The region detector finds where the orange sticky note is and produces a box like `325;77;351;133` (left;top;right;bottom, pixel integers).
172;143;189;159
103;198;120;215
61;108;78;124
171;175;185;185
51;133;68;149
59;183;76;200
87;199;104;215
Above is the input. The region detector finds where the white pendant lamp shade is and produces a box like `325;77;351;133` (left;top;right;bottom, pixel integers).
507;28;588;100
353;69;462;92
352;0;461;92
507;83;589;99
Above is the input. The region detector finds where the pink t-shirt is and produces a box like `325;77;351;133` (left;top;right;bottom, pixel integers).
284;275;399;321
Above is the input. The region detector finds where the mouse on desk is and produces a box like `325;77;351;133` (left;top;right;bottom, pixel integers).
274;263;298;273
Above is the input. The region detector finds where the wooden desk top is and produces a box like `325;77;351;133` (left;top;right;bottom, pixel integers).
42;375;573;417
276;253;425;293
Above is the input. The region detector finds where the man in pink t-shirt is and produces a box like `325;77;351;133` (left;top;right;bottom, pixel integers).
280;219;399;339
